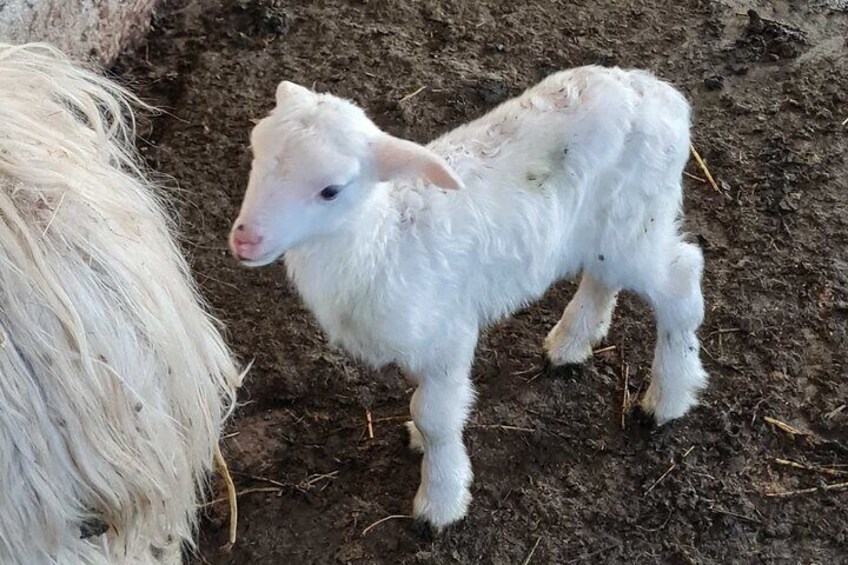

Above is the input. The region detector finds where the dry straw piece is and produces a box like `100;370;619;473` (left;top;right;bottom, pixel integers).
689;143;722;194
214;445;238;551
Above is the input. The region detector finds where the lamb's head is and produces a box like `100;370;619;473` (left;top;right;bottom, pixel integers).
229;81;463;267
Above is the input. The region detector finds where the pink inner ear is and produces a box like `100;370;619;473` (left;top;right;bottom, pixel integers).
422;160;462;190
373;140;415;180
374;135;462;190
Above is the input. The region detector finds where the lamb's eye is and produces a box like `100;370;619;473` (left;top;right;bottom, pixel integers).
319;185;341;201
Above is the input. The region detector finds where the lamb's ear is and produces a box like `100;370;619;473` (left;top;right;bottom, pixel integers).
371;135;463;190
275;81;312;105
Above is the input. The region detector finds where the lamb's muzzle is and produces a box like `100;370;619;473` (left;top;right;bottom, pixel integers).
229;222;266;263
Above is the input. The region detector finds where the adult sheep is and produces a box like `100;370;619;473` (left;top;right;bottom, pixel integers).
0;43;241;563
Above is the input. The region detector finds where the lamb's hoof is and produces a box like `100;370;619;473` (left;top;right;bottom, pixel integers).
544;322;594;366
411;518;436;541
539;353;584;380
413;484;471;532
629;403;658;430
544;341;593;367
640;383;698;425
404;421;425;454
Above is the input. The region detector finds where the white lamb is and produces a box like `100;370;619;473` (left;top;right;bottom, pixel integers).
0;43;242;563
229;67;708;529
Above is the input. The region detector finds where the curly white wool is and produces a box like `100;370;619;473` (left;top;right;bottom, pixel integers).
0;43;241;564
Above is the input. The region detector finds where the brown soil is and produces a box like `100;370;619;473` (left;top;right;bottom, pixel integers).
114;0;848;563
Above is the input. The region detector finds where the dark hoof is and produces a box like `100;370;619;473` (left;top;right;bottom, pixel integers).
630;404;657;429
540;353;584;380
621;404;660;444
628;405;678;442
411;518;435;542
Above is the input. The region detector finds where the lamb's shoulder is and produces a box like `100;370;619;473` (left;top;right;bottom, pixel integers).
284;232;462;368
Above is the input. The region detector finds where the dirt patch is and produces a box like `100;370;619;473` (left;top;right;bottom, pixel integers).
114;0;848;562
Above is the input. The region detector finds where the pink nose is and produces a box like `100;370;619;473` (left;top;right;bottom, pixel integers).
230;223;264;260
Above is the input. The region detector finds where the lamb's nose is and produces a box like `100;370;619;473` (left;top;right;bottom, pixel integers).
230;223;264;260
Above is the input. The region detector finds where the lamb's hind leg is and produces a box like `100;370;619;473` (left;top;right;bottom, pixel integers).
545;272;618;365
640;241;708;424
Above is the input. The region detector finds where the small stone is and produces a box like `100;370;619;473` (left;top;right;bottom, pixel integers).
747;9;764;33
704;75;724;91
477;77;509;104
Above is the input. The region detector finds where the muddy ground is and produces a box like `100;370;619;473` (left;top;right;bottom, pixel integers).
115;0;848;562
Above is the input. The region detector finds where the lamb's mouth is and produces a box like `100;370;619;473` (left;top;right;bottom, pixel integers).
238;249;285;268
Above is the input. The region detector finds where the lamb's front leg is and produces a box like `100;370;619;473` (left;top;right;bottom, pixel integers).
407;358;475;530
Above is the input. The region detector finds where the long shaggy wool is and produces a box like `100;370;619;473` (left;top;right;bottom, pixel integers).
0;42;241;564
